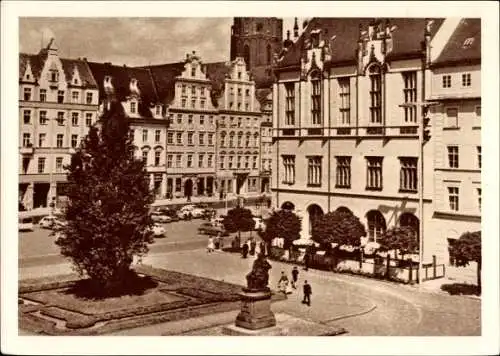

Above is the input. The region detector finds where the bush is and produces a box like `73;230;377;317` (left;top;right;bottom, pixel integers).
441;283;481;296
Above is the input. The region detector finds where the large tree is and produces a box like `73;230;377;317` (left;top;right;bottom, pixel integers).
448;231;481;290
55;101;155;292
263;209;301;251
222;207;255;249
311;210;366;251
378;226;419;260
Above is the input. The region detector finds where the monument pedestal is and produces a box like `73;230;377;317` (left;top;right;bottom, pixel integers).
234;288;276;330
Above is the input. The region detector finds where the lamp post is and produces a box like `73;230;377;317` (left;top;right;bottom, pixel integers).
399;101;439;286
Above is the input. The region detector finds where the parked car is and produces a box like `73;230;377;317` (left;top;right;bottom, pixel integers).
151;212;172;223
190;208;206;218
180;204;196;212
149;223;166;238
198;223;229;236
39;216;66;230
176;209;191;220
18;216;34;232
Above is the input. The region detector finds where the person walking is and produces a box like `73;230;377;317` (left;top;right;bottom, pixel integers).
250;239;256;256
259;241;266;256
291;266;299;289
278;271;290;298
242;241;249;258
302;280;312;306
207;236;215;253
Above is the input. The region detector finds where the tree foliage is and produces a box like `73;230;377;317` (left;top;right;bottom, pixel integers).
55;101;155;291
311;210;366;249
378;226;419;257
449;231;481;288
263;209;301;249
223;207;255;247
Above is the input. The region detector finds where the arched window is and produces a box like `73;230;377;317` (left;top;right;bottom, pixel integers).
237;131;243;147
308;204;324;236
245;132;251;147
220;131;226;147
253;132;259;147
229;132;235;148
366;210;386;242
243;45;250;70
267;44;272;65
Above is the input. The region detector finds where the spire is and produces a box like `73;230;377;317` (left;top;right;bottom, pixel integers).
293;17;299;38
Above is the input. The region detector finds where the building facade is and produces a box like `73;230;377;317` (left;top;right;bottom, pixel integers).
19;39;99;209
427;18;481;272
85;61;170;199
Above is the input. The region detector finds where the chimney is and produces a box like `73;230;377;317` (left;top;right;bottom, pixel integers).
293;17;299;38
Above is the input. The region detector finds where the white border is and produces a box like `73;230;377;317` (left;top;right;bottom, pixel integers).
2;1;499;355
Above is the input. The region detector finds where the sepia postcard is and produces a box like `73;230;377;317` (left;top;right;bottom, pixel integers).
1;1;499;355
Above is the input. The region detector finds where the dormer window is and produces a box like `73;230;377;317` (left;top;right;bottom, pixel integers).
130;102;136;114
191;66;196;77
49;70;59;83
73;78;78;85
26;74;30;80
238;72;242;79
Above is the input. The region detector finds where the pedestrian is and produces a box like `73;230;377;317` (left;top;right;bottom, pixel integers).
242;241;249;258
302;280;312;306
207;236;215;253
278;271;290;298
250;239;256;256
214;235;220;250
259;241;266;256
291;266;299;289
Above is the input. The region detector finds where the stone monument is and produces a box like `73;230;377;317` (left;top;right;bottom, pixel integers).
234;252;276;330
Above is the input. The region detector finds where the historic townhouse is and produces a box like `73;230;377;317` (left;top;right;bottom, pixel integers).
143;52;218;199
207;57;262;197
19;39;99;209
271;18;448;259
427;18;481;272
86;61;169;200
258;91;273;194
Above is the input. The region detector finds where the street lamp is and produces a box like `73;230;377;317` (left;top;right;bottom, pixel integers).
399;101;439;286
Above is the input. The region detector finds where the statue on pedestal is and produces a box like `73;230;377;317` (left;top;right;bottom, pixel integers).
245;253;272;292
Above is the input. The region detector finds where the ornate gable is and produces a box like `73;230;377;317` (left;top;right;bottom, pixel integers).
358;20;397;74
70;65;82;86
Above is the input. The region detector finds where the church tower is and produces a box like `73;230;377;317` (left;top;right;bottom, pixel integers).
230;17;283;88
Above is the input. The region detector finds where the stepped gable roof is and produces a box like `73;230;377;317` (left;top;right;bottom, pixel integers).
60;58;98;88
278;17;444;69
434;18;481;66
87;61;159;117
138;62;186;103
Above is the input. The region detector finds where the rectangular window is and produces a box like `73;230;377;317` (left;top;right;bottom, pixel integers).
446;108;458;127
188;115;193;124
245;103;249;111
56;112;64;126
176;132;182;145
38;157;46;174
56;134;64;148
402;71;417;122
208;133;214;145
335;156;351;188
282;155;295;184
85;113;92;127
244;156;249;169
22;133;31;147
39;89;47;102
187;154;193;168
370;72;382;123
448;187;459;211
142;151;148;166
200;87;205;96
191;86;196;95
199;132;204;145
246;89;250;97
198;154;204;168
24;87;31;101
176;154;182;168
228;156;233;169
56;157;63;173
177;114;182;124
229;134;234;148
167;132;174;144
142;130;148;143
72;91;79;103
167;154;173;168
399;157;418;192
130;102;136;114
307;156;322;186
338;78;351;125
442;75;451;88
447;146;459;168
71;134;78;148
285;83;295;125
477;146;481;169
57;90;64;103
311;79;321;125
227;179;233;193
208;154;213;168
71;112;79;126
39;111;48;125
220;155;225;169
23;110;31;124
188;132;194;145
462;73;471;87
253;156;257;169
237;156;242;168
86;92;93;104
175;178;182;192
200;100;205;109
477;188;481;212
182;99;186;108
22;157;30;174
237;135;242;147
155;151;161;166
191;99;196;108
155;130;161;144
38;133;46;147
182;84;186;94
200;115;204;125
366;157;383;190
